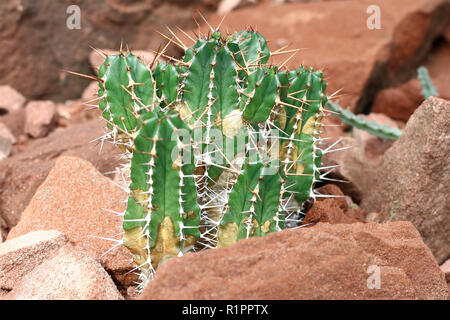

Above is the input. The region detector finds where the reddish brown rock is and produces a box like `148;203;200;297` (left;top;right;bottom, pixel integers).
0;85;26;113
3;245;123;300
440;259;450;282
304;184;365;225
361;97;450;264
198;0;450;112
140;222;447;300
0;230;68;291
0;136;11;161
7;156;135;287
24;100;57;138
0;122;16;145
0;119;122;231
81;81;99;102
321;137;376;203
372;76;450;122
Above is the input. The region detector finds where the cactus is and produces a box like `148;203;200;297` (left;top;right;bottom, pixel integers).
417;66;438;99
93;28;331;290
326;101;402;140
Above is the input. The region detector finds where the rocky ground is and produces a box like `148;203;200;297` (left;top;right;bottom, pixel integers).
0;0;449;300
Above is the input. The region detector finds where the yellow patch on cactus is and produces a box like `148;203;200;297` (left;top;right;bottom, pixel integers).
218;222;239;248
123;226;149;271
222;109;243;138
150;216;180;268
261;220;272;233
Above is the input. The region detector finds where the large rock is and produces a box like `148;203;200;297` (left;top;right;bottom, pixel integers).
140;222;447;300
0;119;122;231
361;97;450;264
7;156;135;287
3;245;123;300
195;0;450;112
0;230;68;291
0;0;210;101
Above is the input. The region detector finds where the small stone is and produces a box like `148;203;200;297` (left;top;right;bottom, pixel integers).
0;86;26;113
25;100;57;138
0;122;17;145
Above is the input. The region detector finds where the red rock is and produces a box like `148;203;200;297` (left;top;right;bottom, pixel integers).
7;156;136;287
0;230;68;291
0;122;16;145
321;137;376;203
0;136;11;161
0;108;25;141
304;184;366;225
0;85;26;113
3;245;123;300
440;259;450;282
81;81;99;102
361;97;450;264
0;119;122;232
193;0;450;112
139;222;447;300
24;101;57;138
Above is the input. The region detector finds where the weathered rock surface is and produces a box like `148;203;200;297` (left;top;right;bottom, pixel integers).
0;0;207;101
199;0;450;112
0;85;26;113
0;119;122;231
0;122;17;145
303;184;366;225
0;136;11;161
361;97;450;264
0;230;68;291
7;156;135;286
140;222;448;300
24;100;57;138
440;259;450;282
3;245;123;300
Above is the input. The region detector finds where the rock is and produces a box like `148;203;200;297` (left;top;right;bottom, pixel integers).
3;245;123;300
0;85;26;113
440;259;450;282
0;119;122;231
24;101;57;138
0;136;11;161
139;222;448;299
0;230;68;291
0;122;17;145
7;156;135;287
303;184;366;225
196;0;450;112
0;108;25;140
361;97;450;264
81;81;99;102
321;137;376;203
0;216;6;242
372;76;450;122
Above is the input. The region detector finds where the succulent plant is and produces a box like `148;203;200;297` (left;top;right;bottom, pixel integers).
93;27;332;289
326;101;402;140
417;66;438;99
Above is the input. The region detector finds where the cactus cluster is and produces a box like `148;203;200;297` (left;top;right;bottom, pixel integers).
94;27;333;289
417;66;438;99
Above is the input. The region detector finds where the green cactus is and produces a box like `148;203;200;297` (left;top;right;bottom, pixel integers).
93;28;330;289
326;101;402;140
417;66;438;99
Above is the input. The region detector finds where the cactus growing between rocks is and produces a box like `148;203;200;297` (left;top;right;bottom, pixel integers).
417;66;438;99
326;101;402;140
92;27;335;289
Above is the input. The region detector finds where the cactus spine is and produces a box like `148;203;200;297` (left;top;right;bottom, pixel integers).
94;28;330;289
